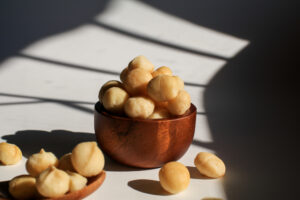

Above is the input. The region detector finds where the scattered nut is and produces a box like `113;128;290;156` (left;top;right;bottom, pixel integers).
152;66;172;77
9;175;37;200
148;107;170;119
26;148;58;177
123;68;153;95
36;166;70;198
159;161;190;194
124;97;155;119
147;75;180;102
128;55;154;72
167;90;191;115
102;87;129;114
98;80;123;103
67;171;88;192
58;153;75;172
194;152;226;178
71;142;104;177
0;142;22;165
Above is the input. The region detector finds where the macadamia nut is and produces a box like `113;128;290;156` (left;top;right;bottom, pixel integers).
9;175;37;200
124;97;155;119
98;80;123;103
128;55;154;72
102;87;129;114
123;68;152;95
159;161;190;194
0;142;22;165
26;148;58;177
58;153;75;172
147;75;180;102
194;152;226;178
71;142;104;177
36;166;70;198
148;108;170;119
152;66;172;77
67;171;88;192
173;76;184;90
120;67;129;83
167;90;191;115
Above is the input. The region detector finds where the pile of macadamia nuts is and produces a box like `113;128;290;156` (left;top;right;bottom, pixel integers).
1;141;105;199
99;55;191;119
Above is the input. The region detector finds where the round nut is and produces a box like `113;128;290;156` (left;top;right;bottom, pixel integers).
0;142;22;165
58;153;75;172
159;161;190;194
67;171;88;192
152;66;172;77
123;68;152;96
167;90;191;115
120;67;129;83
194;152;226;178
102;87;129;114
124;97;155;119
128;55;154;72
148;107;171;119
9;175;37;200
173;76;184;90
71;142;105;177
36;166;70;198
147;75;180;102
98;80;123;103
26;149;58;177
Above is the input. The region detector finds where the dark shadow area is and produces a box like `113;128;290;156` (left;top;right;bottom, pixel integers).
0;0;110;63
0;180;10;199
140;0;298;199
128;179;170;196
103;153;144;172
186;166;212;180
202;198;223;200
2;130;96;158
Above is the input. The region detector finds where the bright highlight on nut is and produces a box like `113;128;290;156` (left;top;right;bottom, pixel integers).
99;80;123;103
123;68;152;96
9;175;37;200
71;142;105;177
194;152;226;178
102;87;129;113
36;166;70;198
159;161;190;194
152;66;172;77
128;55;155;72
0;142;22;165
26;148;58;177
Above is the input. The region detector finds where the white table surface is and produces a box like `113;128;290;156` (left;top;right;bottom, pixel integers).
0;0;256;199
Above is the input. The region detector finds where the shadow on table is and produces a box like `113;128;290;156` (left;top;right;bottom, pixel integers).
128;179;170;196
2;129;143;172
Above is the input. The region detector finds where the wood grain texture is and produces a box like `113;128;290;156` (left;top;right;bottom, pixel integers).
94;102;196;168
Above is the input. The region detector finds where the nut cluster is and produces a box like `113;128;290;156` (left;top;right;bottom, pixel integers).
5;141;104;199
99;55;191;119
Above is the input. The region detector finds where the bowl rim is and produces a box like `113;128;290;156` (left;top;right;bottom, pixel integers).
94;102;197;123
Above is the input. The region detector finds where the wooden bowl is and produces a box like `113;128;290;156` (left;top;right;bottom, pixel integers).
94;102;197;168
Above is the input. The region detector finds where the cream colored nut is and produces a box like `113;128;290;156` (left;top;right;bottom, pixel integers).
194;152;226;178
58;153;75;172
102;87;129;114
173;76;184;90
124;97;155;119
167;90;191;115
98;80;123;103
159;161;190;194
26;148;58;177
128;55;154;72
120;67;129;83
152;66;172;77
123;68;153;96
0;142;22;165
36;166;70;198
147;75;180;102
148;107;171;119
71;142;104;177
9;175;37;200
67;171;88;192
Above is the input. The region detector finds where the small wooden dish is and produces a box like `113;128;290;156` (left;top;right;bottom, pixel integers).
94;102;197;168
0;171;106;200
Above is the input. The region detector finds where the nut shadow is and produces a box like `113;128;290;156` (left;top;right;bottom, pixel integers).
127;179;170;196
186;166;212;180
0;180;10;199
